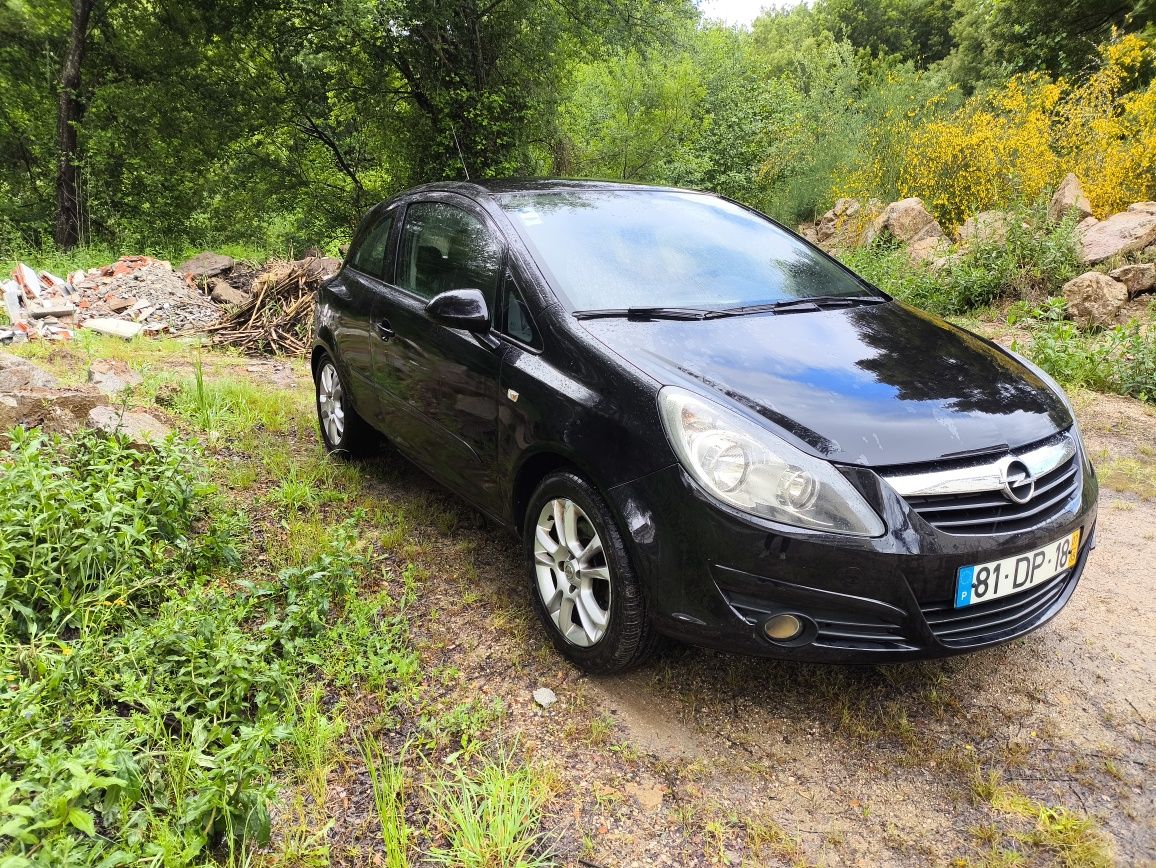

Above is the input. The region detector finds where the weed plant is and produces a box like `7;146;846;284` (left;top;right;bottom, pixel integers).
0;428;373;865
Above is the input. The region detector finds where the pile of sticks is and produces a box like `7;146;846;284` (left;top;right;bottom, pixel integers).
203;257;334;355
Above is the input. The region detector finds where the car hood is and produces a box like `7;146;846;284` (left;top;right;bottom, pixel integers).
580;301;1071;468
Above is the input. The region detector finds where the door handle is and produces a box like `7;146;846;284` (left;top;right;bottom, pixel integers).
374;319;394;340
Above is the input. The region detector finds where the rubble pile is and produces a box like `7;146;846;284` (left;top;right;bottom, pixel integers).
204;256;339;356
1;256;220;344
2;249;339;354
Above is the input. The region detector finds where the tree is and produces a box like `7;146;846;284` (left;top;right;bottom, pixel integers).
54;0;93;249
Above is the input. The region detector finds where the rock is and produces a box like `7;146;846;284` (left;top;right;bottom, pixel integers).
797;223;819;244
83;318;144;340
907;236;951;265
208;278;251;306
0;352;59;390
87;359;142;395
956;210;1012;246
863;197;945;246
532;687;557;708
1108;263;1156;298
1048;173;1093;224
177;251;235;279
1127;202;1156;215
815;198;861;243
1078;209;1156;264
0;387;108;434
1062;271;1128;328
87;406;171;442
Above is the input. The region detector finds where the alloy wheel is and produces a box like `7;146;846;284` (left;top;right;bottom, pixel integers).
317;362;346;445
533;498;612;647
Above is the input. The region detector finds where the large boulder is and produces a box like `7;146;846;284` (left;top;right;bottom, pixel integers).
1048;173;1093;224
1077;208;1156;264
956;210;1012;246
863;197;945;246
1062;271;1128;329
177;251;235;280
1108;263;1156;297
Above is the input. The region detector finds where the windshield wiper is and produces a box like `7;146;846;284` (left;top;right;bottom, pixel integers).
724;295;888;316
573;307;732;321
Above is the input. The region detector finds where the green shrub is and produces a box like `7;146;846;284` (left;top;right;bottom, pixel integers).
0;428;374;864
839;206;1081;315
1019;316;1156;403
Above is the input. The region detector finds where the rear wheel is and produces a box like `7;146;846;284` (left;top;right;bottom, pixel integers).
314;353;374;457
525;471;659;673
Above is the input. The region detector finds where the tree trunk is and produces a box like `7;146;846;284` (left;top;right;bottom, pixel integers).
54;0;93;249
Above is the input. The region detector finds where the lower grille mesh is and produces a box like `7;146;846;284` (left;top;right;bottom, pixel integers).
920;568;1073;647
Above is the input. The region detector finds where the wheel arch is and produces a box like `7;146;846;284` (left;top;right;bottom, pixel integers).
511;450;586;536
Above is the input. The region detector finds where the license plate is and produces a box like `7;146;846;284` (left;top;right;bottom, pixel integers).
955;529;1080;608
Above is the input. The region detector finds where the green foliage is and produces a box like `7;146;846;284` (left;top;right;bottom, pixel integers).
839;207;1081;314
1023;317;1156;402
0;428;207;640
0;428;380;864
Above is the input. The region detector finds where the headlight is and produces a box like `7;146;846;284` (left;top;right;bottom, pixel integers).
658;386;885;537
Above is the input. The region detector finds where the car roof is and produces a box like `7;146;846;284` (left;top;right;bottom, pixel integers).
400;178;699;200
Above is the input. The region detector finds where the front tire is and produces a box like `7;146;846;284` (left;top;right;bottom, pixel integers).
524;471;659;673
314;353;374;457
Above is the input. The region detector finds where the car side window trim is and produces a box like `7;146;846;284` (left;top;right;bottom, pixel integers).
495;270;543;352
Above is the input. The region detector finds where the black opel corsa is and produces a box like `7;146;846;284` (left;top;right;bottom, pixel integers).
311;180;1098;673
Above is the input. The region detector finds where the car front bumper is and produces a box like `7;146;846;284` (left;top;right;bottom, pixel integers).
606;459;1099;662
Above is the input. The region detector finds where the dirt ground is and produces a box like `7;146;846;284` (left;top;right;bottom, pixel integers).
325;382;1155;866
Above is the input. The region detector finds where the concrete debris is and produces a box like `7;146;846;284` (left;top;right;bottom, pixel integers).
84;318;144;340
0;351;59;390
3;255;217;342
208;278;251;306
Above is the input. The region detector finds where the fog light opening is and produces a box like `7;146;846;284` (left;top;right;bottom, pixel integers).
763;613;804;641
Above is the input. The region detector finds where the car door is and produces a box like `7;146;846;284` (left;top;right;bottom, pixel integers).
369;195;508;514
330;205;398;417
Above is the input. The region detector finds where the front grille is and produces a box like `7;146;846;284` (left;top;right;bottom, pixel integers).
905;454;1079;535
921;568;1073;647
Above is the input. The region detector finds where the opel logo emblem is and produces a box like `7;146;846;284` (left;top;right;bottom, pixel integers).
1000;458;1036;504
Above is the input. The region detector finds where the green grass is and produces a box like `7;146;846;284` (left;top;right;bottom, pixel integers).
362;737;411;868
426;754;551;867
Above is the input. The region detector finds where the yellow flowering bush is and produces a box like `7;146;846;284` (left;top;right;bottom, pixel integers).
838;34;1156;228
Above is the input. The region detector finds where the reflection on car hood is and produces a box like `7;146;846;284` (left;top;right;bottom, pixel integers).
580;300;1071;468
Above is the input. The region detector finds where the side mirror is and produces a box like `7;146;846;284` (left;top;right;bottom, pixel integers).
425;288;491;333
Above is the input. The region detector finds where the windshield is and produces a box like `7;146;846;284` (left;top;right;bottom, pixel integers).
497;189;875;311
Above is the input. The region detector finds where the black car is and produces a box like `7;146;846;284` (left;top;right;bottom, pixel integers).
311;180;1098;673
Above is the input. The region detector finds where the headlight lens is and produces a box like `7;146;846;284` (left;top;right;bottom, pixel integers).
658;386;885;537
